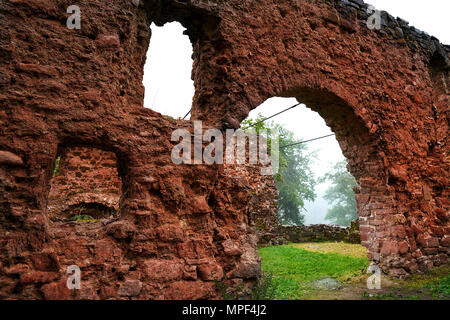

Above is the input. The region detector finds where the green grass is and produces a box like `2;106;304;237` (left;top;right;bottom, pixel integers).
426;274;450;299
289;242;368;258
361;271;450;300
70;214;96;222
258;245;369;300
402;265;450;299
362;291;422;300
257;244;449;300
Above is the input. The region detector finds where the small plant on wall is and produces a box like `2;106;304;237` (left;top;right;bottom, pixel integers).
53;156;61;177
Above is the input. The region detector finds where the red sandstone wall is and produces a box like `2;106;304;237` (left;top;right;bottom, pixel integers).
47;146;122;220
0;0;448;299
185;0;450;276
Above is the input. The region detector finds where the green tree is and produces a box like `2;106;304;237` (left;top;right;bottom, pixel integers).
242;115;316;225
320;160;358;226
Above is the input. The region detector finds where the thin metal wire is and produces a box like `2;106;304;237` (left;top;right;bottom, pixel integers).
182;109;191;120
240;102;301;131
181;102;334;149
280;133;335;149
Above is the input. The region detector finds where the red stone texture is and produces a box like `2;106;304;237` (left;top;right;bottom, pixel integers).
0;0;449;299
47;146;122;220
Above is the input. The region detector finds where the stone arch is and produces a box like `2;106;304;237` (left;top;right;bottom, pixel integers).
241;87;393;269
171;0;449;276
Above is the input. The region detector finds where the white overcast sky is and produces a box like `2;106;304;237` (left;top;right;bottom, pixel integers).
143;0;449;225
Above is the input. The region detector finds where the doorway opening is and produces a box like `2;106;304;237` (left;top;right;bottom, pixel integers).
244;96;370;300
244;97;358;228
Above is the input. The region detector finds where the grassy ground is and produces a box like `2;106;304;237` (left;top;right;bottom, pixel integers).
365;265;450;300
289;242;368;258
258;242;449;300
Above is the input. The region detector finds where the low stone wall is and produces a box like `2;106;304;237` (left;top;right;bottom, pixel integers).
258;220;361;246
279;221;361;244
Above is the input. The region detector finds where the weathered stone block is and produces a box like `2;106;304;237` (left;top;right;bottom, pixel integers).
144;259;183;282
118;280;142;297
0;151;23;166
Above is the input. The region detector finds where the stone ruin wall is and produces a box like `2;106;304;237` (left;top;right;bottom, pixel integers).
279;223;361;244
48;149;359;248
0;0;449;299
47;146;122;220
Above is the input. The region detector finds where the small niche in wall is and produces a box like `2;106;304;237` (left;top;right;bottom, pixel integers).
47;146;123;223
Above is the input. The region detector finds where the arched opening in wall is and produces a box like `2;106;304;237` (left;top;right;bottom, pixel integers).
245;97;360;228
143;22;194;119
246;95;373;299
47;146;123;223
